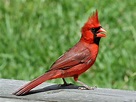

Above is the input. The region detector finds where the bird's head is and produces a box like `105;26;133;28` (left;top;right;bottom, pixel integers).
81;10;106;44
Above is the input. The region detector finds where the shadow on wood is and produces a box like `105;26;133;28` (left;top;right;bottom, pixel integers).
25;84;82;95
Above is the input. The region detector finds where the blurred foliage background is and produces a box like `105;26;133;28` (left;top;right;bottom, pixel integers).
0;0;136;90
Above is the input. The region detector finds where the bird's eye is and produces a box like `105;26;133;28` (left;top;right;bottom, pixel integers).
91;28;96;34
91;28;95;31
91;26;102;34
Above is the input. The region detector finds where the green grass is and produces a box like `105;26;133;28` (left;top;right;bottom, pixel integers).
0;0;136;90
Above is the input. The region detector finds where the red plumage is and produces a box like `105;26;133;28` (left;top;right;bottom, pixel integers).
13;10;106;96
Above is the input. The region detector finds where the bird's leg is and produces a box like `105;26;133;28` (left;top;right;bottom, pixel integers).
77;80;97;90
62;78;68;85
74;75;96;90
60;78;73;86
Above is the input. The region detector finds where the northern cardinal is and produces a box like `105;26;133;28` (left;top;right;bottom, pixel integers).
13;10;106;96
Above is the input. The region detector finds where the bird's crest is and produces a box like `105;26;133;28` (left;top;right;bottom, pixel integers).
82;10;101;32
88;10;100;26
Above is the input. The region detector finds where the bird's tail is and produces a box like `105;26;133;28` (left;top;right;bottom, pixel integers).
13;70;62;96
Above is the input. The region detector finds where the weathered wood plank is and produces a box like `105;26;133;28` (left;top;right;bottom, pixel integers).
0;79;136;102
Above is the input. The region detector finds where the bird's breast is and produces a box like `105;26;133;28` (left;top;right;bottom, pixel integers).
87;43;99;59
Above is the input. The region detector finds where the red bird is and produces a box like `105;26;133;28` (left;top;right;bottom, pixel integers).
13;10;106;96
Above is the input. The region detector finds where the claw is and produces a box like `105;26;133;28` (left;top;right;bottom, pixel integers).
78;86;97;90
76;80;97;90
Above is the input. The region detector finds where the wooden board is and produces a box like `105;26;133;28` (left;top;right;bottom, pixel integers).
0;79;136;102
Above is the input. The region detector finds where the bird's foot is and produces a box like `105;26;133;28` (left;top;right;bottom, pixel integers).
60;78;73;87
78;85;97;90
60;83;73;87
76;80;97;90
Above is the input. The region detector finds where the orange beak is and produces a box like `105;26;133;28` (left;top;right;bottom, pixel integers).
96;28;106;37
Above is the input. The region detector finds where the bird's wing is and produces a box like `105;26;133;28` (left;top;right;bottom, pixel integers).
49;47;91;71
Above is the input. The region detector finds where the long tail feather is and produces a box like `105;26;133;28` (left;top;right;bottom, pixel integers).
13;70;62;96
